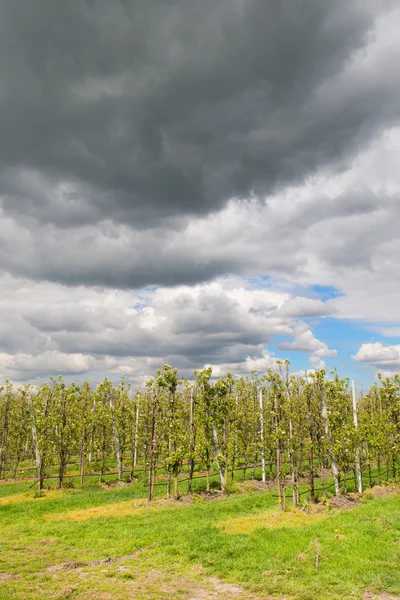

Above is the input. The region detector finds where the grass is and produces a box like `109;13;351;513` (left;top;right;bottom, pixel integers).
0;477;399;600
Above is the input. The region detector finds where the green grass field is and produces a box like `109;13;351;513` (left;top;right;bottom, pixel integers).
0;478;399;600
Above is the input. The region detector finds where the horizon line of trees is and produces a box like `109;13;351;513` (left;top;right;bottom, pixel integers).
0;361;399;507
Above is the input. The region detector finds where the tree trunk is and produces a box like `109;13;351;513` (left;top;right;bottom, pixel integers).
166;448;172;498
289;414;299;507
99;426;106;483
173;465;179;500
306;393;315;502
27;392;43;490
80;443;86;485
0;393;11;478
320;384;340;495
58;458;66;489
211;423;226;492
351;381;363;494
133;397;140;469
80;401;88;485
88;399;96;463
365;442;372;487
205;447;211;492
274;393;284;510
109;392;123;480
188;388;196;493
143;443;147;481
258;388;266;484
309;443;315;502
147;397;156;502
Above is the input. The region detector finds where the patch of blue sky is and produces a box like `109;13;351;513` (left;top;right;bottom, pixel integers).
309;285;343;299
132;302;148;310
243;276;342;302
283;283;344;300
143;285;158;292
311;317;400;386
245;275;272;289
266;316;400;386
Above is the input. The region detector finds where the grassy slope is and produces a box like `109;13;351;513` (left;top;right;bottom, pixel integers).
0;479;399;600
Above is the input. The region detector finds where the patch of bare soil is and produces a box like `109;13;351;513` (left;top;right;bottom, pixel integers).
193;490;226;501
314;467;335;479
363;591;400;599
330;495;360;509
364;483;399;498
45;544;158;575
174;493;199;504
41;559;274;600
40;537;58;545
174;488;233;503
47;559;82;573
189;576;270;599
241;480;277;492
299;501;326;515
183;484;277;502
100;480;131;490
128;569;272;600
0;572;20;582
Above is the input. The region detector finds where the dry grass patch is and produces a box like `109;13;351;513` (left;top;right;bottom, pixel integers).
217;507;328;535
0;489;64;505
45;496;184;522
363;483;399;499
0;572;20;582
188;576;267;600
363;592;400;600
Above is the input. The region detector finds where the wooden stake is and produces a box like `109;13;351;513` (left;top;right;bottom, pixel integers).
352;380;363;495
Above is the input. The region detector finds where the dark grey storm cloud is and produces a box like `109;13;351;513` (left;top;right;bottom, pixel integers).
0;0;394;228
0;0;399;296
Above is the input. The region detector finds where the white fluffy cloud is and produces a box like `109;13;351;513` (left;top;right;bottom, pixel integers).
0;275;336;382
353;343;400;372
278;322;337;370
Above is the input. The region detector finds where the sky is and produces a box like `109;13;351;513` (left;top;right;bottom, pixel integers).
0;0;400;387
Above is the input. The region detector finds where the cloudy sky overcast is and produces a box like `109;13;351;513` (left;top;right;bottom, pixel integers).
1;0;400;385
